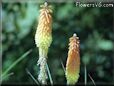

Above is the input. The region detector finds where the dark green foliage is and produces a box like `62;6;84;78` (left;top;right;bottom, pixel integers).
2;2;113;85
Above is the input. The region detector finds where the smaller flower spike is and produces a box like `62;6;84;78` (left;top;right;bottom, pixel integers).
66;33;80;85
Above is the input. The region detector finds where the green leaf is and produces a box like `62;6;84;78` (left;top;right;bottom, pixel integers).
46;63;53;85
26;69;39;85
2;49;32;80
84;65;87;86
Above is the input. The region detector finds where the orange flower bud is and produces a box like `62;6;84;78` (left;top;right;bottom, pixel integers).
35;2;52;53
66;33;80;84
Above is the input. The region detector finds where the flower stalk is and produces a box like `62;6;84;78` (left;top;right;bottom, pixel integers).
66;33;80;85
35;2;52;84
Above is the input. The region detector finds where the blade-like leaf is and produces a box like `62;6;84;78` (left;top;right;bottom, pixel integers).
88;74;96;86
26;69;39;85
60;59;65;73
2;49;32;79
84;65;87;86
46;63;53;85
2;72;14;80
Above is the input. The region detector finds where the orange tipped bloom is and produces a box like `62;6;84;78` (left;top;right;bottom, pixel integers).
35;2;52;54
66;33;80;84
35;2;52;84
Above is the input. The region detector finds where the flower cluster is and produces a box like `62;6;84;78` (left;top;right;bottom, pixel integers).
35;2;52;84
66;33;80;84
35;2;52;56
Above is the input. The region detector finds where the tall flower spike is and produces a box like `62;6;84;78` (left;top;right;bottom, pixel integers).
35;1;52;53
35;2;52;84
66;33;80;85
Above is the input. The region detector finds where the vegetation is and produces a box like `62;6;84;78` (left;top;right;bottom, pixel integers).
2;1;113;85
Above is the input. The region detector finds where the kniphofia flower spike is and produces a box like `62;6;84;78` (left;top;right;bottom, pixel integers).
35;2;52;84
66;33;80;85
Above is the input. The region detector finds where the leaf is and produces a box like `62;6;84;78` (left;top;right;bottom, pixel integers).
88;74;96;86
2;49;32;80
84;65;87;86
26;69;39;85
46;63;53;85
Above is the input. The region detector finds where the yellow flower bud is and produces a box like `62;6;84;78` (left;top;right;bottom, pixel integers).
35;2;52;54
66;33;80;85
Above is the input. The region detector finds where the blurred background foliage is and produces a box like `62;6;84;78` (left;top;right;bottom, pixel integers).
2;1;114;85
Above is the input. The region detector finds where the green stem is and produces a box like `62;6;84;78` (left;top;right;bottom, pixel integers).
38;47;48;84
